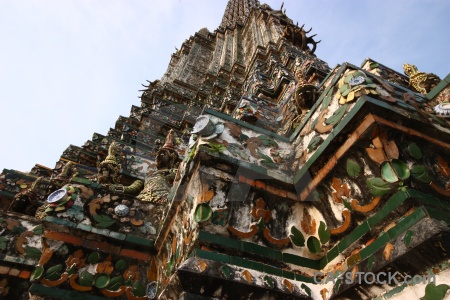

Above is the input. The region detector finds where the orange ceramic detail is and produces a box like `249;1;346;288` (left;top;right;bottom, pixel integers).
15;231;33;254
350;197;380;213
283;279;294;293
241;270;253;284
130;218;144;226
251;198;271;223
301;208;316;235
196;260;208;272
383;242;394;261
330;210;351;235
436;156;450;178
227;224;258;239
331;178;350;204
430;181;450;196
315;109;334;133
262;228;291;245
18;270;31;279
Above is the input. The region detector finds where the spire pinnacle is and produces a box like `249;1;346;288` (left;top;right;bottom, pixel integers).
220;0;260;28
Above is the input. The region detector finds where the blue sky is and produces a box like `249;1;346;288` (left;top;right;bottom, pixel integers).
1;0;449;172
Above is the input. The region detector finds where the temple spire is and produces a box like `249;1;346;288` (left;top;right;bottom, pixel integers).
220;0;260;28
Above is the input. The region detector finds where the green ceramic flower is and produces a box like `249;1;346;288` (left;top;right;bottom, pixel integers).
336;70;378;104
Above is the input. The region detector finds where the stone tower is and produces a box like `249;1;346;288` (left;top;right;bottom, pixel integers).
1;0;450;299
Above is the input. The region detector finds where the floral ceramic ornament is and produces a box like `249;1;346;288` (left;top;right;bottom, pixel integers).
45;185;76;214
192;115;224;140
434;102;450;118
336;70;378;104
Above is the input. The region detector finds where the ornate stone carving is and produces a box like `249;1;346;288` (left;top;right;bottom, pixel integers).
9;176;43;215
97;142;144;195
293;60;318;114
282;24;320;54
403;63;441;94
137;130;179;203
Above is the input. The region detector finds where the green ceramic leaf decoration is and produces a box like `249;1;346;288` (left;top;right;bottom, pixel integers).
79;270;94;286
0;236;8;250
318;221;330;244
381;162;398;183
32;225;43;235
115;259;127;272
333;278;343;293
11;226;26;235
341;88;351;97
30;266;44;281
257;150;277;168
301;283;312;297
411;165;432;183
95;274;110;289
67;264;77;275
45;264;63;280
93;214;116;228
346;159;361;178
307;136;323;153
133;280;145;297
321;94;332;110
370;62;379;69
166;256;175;276
133;281;146;297
325;104;347;125
423;283;450;300
257;135;278;147
391;159;410;180
263;275;275;288
220;265;232;278
208;142;227;154
366;255;375;271
108;276;124;291
366;177;391;196
408;143;422;160
87;251;100;264
24;246;42;260
290;226;305;247
239;134;249;142
365;78;373;84
194;203;212;223
353;71;365;77
307;236;321;254
404;230;414;247
342;199;353;211
340;84;349;92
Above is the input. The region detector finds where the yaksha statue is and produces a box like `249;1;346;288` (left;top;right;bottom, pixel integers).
97;141;143;195
137;129;179;204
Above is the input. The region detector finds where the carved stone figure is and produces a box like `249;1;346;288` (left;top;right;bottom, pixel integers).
137;130;179;204
403;63;441;94
97;141;121;184
9;176;43;215
97;142;143;195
